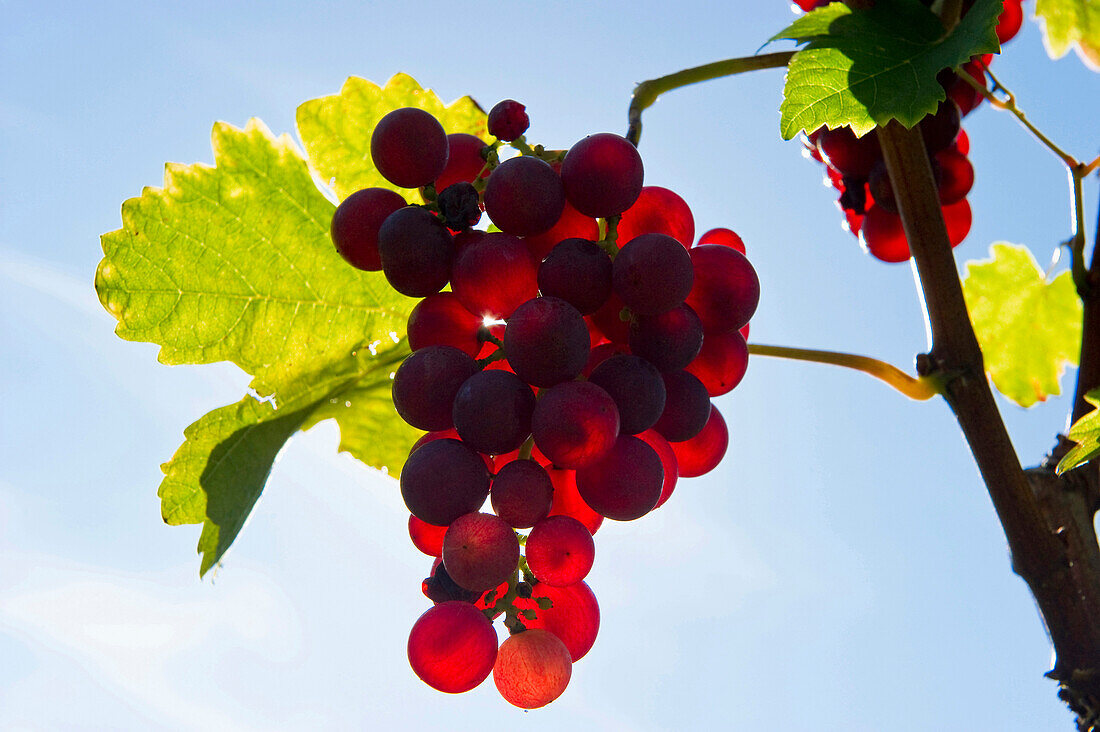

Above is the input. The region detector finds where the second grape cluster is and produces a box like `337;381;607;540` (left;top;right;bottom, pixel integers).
330;99;760;708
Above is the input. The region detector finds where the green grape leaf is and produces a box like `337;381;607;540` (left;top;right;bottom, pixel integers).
296;73;488;201
159;345;419;576
1056;390;1100;474
962;243;1082;407
1035;0;1100;70
96;118;415;395
772;0;1003;139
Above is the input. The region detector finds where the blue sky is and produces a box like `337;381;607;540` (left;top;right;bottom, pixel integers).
1;1;1097;729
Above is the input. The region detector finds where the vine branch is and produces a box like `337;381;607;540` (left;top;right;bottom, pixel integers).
626;52;794;146
878;118;1100;726
748;343;940;400
960;64;1079;168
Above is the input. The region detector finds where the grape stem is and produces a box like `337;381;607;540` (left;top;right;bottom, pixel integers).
960;63;1078;169
747;343;941;400
626;52;794;146
958;63;1094;295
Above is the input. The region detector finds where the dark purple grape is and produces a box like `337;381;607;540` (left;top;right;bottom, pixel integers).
612;233;694;316
451;232;538;320
503;297;590;387
452;370;536;454
587;354;667;435
629;303;704;372
491;459;553;529
330;188;406;271
653;371;711;442
919;99;961;154
442;512;520;592
684;245;760;334
371;108;449;188
423;560;481;604
537;238;613;315
483;156;565;236
816;127;882;178
575;435;663;521
487;100;530;142
531;381;619;469
401;439;490;526
392;346;480;431
437;182;482;230
838;175;868;215
377;206;455;297
560;133;644;218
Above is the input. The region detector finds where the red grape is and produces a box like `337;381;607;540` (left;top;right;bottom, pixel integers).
494;629;572;708
616;186;695;250
407;292;484;357
451;232;538;319
685;330;749;397
488;100;530;141
516;581;600;661
684;244;760;334
430;133;489;194
671;404;729;478
408;601;497;694
409;515;448;557
697;227;745;253
525;515;595;587
531;381;620;469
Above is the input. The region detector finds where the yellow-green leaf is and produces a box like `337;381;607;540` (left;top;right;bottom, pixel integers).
962;243;1082;407
96;118;414;395
1035;0;1100;70
296;73;488;201
1056;389;1100;474
159;344;420;577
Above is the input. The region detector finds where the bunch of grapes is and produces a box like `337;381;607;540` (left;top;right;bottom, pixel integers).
791;0;1025;263
329;99;760;708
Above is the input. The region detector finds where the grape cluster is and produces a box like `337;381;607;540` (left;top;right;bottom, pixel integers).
791;0;1025;263
330;99;760;707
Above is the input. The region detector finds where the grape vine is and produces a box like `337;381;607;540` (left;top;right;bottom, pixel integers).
93;0;1100;724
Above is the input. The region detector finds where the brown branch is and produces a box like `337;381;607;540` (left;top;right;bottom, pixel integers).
877;121;1100;728
1070;184;1100;426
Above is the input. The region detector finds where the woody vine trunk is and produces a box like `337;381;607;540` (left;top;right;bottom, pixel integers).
878;120;1100;731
